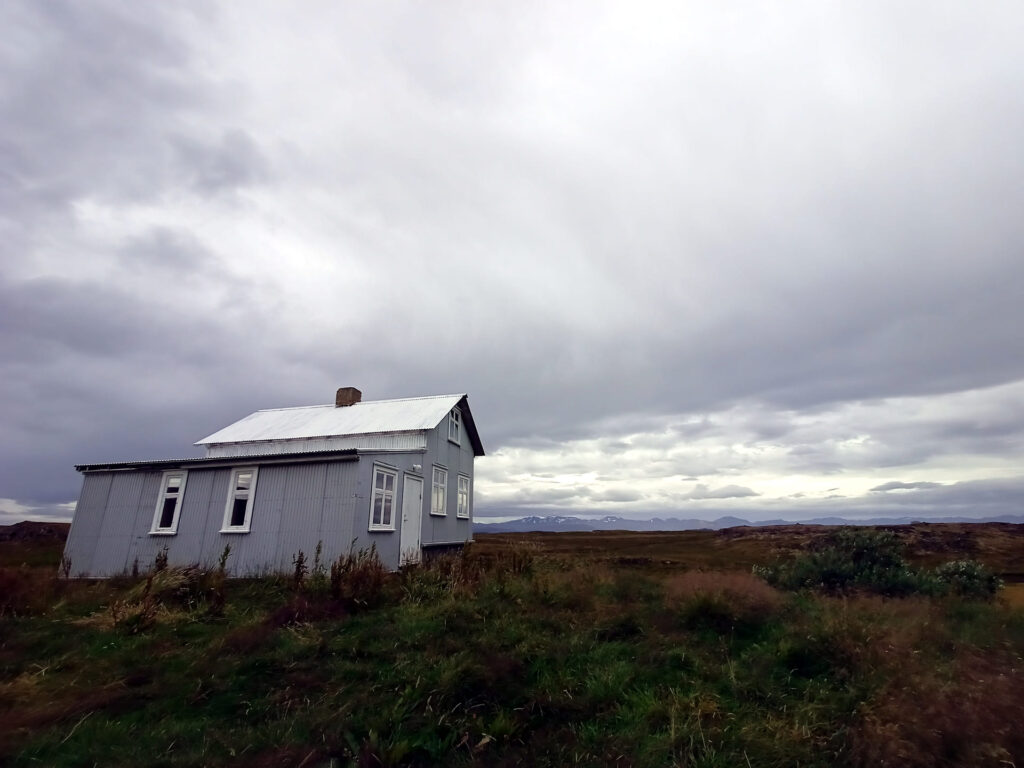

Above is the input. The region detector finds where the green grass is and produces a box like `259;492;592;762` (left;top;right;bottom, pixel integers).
2;535;1024;766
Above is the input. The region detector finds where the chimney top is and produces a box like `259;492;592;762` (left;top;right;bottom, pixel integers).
335;387;362;407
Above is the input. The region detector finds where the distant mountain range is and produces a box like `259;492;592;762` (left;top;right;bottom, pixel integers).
474;514;1024;533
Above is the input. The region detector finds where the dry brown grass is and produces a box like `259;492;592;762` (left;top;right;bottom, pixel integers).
662;569;785;614
0;566;58;617
475;522;1024;578
849;652;1024;767
1001;583;1024;609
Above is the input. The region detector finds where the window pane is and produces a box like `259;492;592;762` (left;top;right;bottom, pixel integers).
229;497;248;527
383;496;392;526
159;497;176;529
375;471;386;490
166;475;181;493
235;472;252;491
373;495;383;525
384;474;394;491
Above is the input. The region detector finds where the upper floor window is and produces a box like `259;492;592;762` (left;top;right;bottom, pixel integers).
431;466;448;516
457;475;470;518
369;465;397;530
448;408;461;444
151;470;188;535
221;467;258;533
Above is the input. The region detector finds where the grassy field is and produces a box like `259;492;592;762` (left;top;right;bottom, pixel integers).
1;526;1022;767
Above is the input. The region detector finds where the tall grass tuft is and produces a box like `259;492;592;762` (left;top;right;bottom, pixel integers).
329;545;390;612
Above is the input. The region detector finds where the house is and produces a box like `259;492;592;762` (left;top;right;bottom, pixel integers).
62;388;484;577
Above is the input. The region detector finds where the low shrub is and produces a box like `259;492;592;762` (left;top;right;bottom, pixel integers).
933;559;1003;599
756;529;1005;602
756;528;937;597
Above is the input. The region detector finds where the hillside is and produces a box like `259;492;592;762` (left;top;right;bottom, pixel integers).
0;524;1022;766
0;521;70;543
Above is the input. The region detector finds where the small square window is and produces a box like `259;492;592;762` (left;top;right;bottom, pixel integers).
369;466;397;530
151;470;188;535
457;475;470;519
448;408;461;444
221;467;258;533
431;466;448;516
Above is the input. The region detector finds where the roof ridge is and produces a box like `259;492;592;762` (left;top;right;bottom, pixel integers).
254;393;464;413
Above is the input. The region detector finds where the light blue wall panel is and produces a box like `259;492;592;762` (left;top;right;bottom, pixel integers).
274;463;328;571
66;455;444;577
421;419;475;547
63;474;112;577
320;461;360;564
227;464;287;576
89;472;150;576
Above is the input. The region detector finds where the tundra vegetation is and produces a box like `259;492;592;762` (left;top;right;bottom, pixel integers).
0;525;1022;767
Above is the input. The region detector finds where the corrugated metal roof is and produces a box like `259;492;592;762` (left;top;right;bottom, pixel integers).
76;449;359;473
196;394;466;446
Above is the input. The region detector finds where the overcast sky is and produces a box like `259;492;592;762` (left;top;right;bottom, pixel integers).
2;1;1023;526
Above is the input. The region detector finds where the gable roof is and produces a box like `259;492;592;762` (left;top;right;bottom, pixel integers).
196;393;484;456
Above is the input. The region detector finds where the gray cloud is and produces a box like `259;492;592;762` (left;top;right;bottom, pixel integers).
2;2;1024;522
871;481;944;493
681;484;760;501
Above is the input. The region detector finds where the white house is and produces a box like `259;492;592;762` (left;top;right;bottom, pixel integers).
62;388;484;576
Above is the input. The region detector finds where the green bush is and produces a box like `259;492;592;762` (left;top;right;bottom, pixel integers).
932;559;1002;599
756;528;940;597
755;529;1004;601
757;529;913;595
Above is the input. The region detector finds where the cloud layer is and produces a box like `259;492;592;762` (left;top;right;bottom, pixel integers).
2;2;1023;522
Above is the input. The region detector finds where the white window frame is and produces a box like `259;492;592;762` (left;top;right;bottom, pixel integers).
448;408;461;444
431;466;448;516
369;465;398;531
220;467;259;533
150;470;188;535
457;475;471;519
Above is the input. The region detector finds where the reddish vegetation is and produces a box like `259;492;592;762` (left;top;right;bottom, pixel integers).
850;652;1024;767
477;522;1024;579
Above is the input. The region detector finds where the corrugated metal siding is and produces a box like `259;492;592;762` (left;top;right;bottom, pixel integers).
349;455;410;568
123;472;176;572
63;474;112;578
64;456;452;576
230;465;287;575
320;462;360;565
196;395;462;445
89;472;150;576
203;433;426;458
273;463;327;571
422;421;475;547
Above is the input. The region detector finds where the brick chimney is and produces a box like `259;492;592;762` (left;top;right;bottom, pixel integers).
335;387;362;407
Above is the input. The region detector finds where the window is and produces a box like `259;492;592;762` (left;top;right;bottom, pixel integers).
448;408;461;444
151;470;188;534
431;466;448;516
369;465;397;530
221;467;258;533
457;475;470;518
